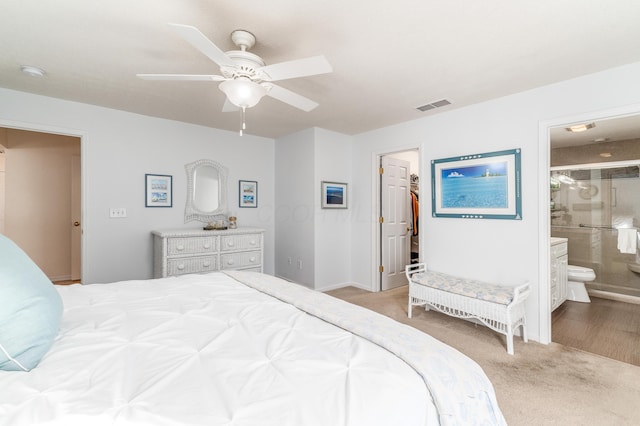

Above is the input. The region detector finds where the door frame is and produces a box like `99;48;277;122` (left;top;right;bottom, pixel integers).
372;145;421;292
537;102;640;344
0;118;87;283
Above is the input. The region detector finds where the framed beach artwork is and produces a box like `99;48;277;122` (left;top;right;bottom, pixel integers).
145;174;172;208
321;181;348;209
431;148;522;220
239;180;258;208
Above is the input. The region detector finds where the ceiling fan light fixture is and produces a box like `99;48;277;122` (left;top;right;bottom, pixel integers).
219;78;267;108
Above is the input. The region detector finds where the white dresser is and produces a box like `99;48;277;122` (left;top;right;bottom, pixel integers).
550;237;568;311
153;227;264;278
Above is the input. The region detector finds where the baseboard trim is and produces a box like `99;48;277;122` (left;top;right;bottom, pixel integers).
588;289;640;305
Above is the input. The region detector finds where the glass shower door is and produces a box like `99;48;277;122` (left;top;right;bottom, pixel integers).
550;163;640;298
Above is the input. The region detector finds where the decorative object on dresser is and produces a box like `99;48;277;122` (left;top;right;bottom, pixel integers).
145;174;172;208
239;180;258;208
152;227;264;278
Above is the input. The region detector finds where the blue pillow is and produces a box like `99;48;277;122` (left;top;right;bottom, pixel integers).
0;234;63;371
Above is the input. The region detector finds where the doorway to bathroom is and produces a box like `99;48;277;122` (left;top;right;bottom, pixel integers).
549;113;640;365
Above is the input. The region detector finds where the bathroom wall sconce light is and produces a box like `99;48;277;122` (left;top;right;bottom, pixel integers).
565;122;595;133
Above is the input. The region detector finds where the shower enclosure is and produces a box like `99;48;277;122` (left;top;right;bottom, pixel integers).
550;161;640;299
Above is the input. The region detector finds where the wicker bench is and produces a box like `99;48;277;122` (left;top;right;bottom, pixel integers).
405;263;530;355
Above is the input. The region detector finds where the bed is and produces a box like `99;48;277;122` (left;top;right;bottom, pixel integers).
0;236;506;426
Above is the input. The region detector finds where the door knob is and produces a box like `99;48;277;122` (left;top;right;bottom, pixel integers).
73;221;80;226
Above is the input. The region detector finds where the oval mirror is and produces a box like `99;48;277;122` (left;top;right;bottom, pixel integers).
184;159;228;223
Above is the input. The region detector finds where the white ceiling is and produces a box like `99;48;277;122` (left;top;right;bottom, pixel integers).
2;0;640;139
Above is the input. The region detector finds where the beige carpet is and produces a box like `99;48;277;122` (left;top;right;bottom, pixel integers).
327;285;640;426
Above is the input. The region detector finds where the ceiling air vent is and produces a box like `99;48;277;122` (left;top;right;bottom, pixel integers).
417;99;451;112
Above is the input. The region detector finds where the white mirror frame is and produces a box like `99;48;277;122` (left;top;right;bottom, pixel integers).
184;159;228;223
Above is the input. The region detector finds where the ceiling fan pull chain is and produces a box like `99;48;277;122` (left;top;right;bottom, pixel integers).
239;106;247;136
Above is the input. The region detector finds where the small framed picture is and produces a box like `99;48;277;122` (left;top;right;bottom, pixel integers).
321;181;348;209
145;174;172;208
239;180;258;208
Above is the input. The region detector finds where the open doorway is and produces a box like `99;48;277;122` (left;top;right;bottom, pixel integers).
378;149;420;291
542;111;640;366
0;127;82;283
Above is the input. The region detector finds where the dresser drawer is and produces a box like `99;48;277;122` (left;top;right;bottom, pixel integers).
220;250;261;270
220;234;262;252
153;228;264;278
167;255;217;276
168;236;217;255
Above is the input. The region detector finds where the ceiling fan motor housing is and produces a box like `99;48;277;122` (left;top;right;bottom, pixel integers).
221;50;266;80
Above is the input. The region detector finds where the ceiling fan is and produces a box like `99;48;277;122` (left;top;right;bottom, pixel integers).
137;23;333;134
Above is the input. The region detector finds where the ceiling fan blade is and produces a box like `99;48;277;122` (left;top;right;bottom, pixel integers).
260;55;332;81
168;23;236;68
267;84;319;112
222;98;239;112
137;74;226;81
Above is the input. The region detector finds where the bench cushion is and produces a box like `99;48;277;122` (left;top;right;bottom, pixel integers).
411;271;514;305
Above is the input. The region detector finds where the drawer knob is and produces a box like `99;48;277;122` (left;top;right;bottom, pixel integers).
227;241;235;247
250;256;256;262
203;243;211;249
249;240;256;245
203;261;211;267
177;245;185;251
177;264;185;270
227;259;235;265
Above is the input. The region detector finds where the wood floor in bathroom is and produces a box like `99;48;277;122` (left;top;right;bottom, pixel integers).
552;297;640;367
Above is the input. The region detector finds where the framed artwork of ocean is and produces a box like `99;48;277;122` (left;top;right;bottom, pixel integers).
431;148;522;220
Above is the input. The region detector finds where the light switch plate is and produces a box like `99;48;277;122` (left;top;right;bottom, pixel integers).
109;207;127;218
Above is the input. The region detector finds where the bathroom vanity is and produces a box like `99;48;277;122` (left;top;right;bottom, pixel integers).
550;237;568;311
152;227;264;278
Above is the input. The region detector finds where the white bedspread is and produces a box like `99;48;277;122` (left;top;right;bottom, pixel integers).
0;272;505;426
226;270;506;426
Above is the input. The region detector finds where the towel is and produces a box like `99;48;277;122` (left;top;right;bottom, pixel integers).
617;228;637;254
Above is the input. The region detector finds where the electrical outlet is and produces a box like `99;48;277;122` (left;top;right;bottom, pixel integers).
109;207;127;218
297;259;303;270
287;257;292;265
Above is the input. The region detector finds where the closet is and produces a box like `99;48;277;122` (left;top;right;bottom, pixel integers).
379;149;420;291
410;173;419;263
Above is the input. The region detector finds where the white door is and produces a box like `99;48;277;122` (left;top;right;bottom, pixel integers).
71;155;81;281
381;156;411;290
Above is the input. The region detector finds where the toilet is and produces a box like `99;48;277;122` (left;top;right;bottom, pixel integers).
567;265;596;303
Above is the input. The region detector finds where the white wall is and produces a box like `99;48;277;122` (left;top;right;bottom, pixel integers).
351;61;640;342
274;128;315;286
314;128;352;290
0;88;275;284
274;127;352;291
